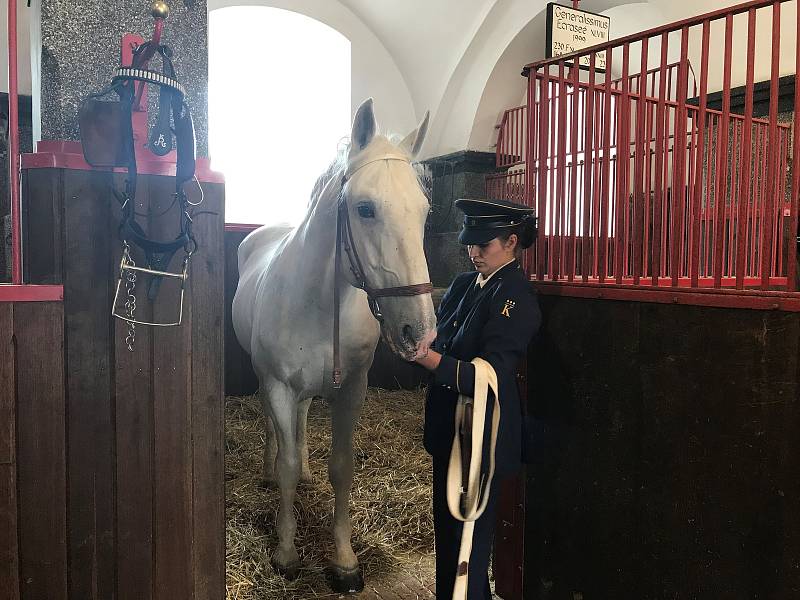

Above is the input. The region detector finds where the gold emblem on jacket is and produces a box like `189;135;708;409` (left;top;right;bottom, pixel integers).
501;299;515;317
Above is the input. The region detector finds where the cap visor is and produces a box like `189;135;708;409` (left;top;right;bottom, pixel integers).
458;228;498;245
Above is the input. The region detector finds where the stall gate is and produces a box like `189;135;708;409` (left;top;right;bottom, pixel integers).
489;1;800;598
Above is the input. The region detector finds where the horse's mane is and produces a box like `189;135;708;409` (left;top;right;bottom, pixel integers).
308;140;349;211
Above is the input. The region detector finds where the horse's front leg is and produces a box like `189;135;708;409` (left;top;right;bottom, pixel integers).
326;375;366;593
266;383;302;579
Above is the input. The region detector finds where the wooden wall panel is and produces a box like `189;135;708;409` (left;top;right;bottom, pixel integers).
0;304;18;600
114;177;155;600
62;170;116;600
149;176;194;600
191;184;226;600
525;295;800;599
15;302;67;600
22;168;64;285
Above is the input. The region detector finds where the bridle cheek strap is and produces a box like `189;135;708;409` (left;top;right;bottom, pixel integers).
332;154;434;388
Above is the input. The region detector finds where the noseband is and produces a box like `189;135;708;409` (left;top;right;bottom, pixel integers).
332;154;434;388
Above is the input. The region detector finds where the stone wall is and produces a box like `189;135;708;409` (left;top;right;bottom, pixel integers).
422;150;503;287
37;0;208;156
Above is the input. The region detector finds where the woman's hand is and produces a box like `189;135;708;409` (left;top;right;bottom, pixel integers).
414;348;442;372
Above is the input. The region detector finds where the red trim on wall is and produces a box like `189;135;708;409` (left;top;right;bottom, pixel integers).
22;140;226;184
0;285;64;302
532;281;800;312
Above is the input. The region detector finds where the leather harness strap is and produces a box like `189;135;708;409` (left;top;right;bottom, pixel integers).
332;154;434;388
446;357;500;600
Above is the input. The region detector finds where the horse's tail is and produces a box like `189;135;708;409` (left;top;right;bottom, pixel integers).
237;223;294;275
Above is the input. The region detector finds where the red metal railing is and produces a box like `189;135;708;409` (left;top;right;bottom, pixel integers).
486;169;526;204
496;105;527;168
521;0;800;304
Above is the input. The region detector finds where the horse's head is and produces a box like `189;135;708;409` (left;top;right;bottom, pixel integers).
340;98;436;361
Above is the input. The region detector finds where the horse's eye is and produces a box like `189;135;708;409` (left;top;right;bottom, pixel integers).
356;203;375;219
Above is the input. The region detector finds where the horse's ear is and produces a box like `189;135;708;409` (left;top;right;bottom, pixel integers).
352;98;377;151
400;110;430;158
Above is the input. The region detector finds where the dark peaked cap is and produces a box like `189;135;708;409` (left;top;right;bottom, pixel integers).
455;198;534;245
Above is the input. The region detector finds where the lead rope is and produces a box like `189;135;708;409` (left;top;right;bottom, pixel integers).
446;357;500;600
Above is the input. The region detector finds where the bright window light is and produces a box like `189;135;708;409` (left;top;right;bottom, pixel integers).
209;7;351;225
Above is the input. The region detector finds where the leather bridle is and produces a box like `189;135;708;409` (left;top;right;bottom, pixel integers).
332;154;434;388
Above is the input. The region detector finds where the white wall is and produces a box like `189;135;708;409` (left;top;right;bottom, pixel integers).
425;0;636;159
207;0;417;136
1;2;33;95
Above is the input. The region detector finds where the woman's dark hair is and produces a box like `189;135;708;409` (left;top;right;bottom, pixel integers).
497;214;537;256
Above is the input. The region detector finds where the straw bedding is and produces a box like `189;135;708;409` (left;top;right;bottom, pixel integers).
225;387;435;599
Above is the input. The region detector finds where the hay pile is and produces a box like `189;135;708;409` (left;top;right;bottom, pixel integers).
226;387;435;599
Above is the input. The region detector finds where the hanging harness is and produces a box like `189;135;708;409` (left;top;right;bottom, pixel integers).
78;40;198;347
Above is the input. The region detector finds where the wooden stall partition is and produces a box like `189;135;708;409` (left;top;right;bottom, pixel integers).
524;294;800;599
18;152;225;600
0;304;17;600
0;301;67;600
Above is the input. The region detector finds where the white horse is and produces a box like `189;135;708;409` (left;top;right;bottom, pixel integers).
232;98;437;592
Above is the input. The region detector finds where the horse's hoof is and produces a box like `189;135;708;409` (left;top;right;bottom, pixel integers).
271;557;301;580
326;564;364;594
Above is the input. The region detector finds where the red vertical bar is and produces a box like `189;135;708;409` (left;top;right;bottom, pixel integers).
754;125;768;277
736;8;757;289
704;117;713;277
651;32;669;286
776;129;788;277
616;43;631;283
536;70;550;280
582;54;597;282
713;14;734;288
524;81;535;274
790;4;800;290
599;47;613;282
691;20;710;286
592;64;603;279
8;0;21;284
568;66;580;281
644;101;654;277
497;112;508;167
671;27;689;286
762;1;781;288
633;37;648;284
730;121;744;277
549;81;557;278
554;61;568;281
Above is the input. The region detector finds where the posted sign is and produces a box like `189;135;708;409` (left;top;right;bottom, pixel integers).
546;3;611;71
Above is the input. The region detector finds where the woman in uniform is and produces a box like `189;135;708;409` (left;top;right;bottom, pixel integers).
414;197;541;599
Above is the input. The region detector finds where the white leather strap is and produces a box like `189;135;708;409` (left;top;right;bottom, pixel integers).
344;152;410;180
446;357;500;600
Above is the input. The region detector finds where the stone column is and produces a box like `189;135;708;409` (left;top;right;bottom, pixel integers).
422;150;503;286
36;0;208;156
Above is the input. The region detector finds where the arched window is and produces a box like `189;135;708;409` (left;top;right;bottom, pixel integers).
209;7;351;226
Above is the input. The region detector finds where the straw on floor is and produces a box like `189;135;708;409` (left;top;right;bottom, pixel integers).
225;387;435;599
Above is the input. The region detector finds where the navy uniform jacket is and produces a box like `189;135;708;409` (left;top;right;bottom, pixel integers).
424;260;541;477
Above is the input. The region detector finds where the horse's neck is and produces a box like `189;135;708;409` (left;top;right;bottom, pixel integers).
283;168;345;295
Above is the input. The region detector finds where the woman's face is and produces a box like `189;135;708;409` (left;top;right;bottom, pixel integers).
467;235;517;276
